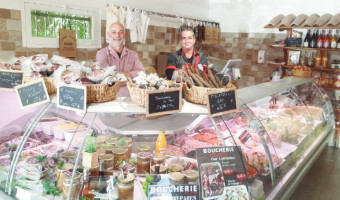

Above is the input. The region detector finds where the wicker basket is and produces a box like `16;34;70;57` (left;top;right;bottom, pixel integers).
85;82;121;103
183;83;236;105
127;82;148;107
23;76;57;94
292;70;312;78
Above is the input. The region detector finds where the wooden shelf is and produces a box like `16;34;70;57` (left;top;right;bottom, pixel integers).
267;63;340;72
270;46;340;52
264;26;340;29
322;86;340;91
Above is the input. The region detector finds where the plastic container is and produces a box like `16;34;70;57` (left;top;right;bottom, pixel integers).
35;117;61;132
183;170;199;184
42;120;69;135
53;124;84;140
168;172;185;184
63;127;88;142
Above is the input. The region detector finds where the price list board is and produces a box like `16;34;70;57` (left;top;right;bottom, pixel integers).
146;88;182;117
15;79;50;108
207;88;238;117
57;84;87;113
0;69;24;90
196;146;250;200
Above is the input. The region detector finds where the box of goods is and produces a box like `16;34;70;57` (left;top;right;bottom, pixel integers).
35;117;63;132
333;72;340;88
127;72;182;106
181;64;235;105
63;127;89;143
55;62;125;103
292;66;312;78
52;123;85;140
311;71;321;84
42;120;70;135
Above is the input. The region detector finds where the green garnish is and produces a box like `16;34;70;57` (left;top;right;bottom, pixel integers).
143;173;154;196
37;155;46;163
57;161;66;170
116;158;125;167
85;136;96;153
118;139;127;146
128;158;136;165
42;180;61;196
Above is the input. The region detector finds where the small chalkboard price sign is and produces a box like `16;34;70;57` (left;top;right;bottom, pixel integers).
146;88;182;117
15;79;50;108
207;87;238;117
57;84;87;113
0;69;24;91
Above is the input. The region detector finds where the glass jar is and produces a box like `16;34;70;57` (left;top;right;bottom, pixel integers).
89;165;99;177
106;137;118;146
56;163;74;191
121;137;132;159
99;154;114;170
183;170;199;184
108;134;120;140
117;173;135;200
167;164;183;172
62;171;81;200
169;172;185;184
152;154;166;166
112;148;127;170
137;144;151;153
137;152;150;174
150;165;167;174
100;144;114;154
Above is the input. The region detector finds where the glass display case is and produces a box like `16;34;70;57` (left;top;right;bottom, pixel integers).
0;77;335;200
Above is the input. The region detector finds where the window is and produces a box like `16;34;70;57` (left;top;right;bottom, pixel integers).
22;1;101;48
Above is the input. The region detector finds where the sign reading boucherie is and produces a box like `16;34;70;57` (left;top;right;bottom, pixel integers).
59;29;77;58
148;185;199;200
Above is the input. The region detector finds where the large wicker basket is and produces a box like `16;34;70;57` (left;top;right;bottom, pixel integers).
183;83;236;105
127;82;148;107
23;76;57;94
292;70;312;78
85;82;121;103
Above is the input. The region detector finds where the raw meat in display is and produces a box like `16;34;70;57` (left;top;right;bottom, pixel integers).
166;144;185;157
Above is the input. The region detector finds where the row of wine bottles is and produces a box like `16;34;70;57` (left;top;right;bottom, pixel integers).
303;29;340;49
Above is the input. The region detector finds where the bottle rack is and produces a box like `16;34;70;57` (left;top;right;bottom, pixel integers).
265;25;340;91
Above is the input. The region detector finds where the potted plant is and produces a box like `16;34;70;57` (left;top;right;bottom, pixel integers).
82;135;99;168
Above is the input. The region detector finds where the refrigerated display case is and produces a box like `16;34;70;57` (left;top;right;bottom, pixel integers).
0;77;335;200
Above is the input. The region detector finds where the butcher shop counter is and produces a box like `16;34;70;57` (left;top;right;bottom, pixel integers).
0;77;335;200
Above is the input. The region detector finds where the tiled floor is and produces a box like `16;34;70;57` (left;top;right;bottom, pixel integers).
289;146;340;200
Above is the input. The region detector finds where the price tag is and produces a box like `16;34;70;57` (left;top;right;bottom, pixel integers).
207;88;238;117
57;84;87;113
146;88;182;117
0;69;24;91
15;79;50;108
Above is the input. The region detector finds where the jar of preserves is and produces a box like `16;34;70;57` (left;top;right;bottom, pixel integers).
183;170;199;184
150;165;167;174
99;154;114;170
56;163;74;191
137;152;151;174
117;173;135;200
152;154;166;166
106;137;119;146
137;144;151;153
100;144;114;154
121;137;132;159
169;172;185;184
112;148;127;170
62;170;81;200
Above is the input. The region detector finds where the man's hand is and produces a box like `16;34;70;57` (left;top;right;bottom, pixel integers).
119;71;133;79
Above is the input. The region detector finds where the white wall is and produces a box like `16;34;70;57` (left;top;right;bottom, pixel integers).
209;0;340;33
0;0;211;22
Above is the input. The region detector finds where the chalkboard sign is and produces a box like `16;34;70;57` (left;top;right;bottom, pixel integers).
0;69;24;91
146;88;182;117
15;79;50;108
207;88;238;117
57;84;87;113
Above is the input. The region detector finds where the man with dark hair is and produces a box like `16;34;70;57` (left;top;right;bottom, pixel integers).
165;27;208;80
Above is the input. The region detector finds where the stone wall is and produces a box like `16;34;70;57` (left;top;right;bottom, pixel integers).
0;8;285;88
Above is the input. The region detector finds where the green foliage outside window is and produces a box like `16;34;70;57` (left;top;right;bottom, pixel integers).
31;10;92;39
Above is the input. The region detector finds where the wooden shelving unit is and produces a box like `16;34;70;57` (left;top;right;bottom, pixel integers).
270;46;340;52
267;63;340;72
321;86;340;91
264;26;340;30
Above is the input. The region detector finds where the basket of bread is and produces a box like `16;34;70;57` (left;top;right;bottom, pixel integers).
292;65;312;78
181;64;235;105
127;72;181;107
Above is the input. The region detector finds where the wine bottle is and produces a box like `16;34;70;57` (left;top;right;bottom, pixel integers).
331;30;337;49
96;160;108;194
324;29;331;49
303;29;311;48
310;29;317;48
317;30;324;48
79;168;94;199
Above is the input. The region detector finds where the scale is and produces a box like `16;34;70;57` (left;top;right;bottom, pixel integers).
216;59;242;85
